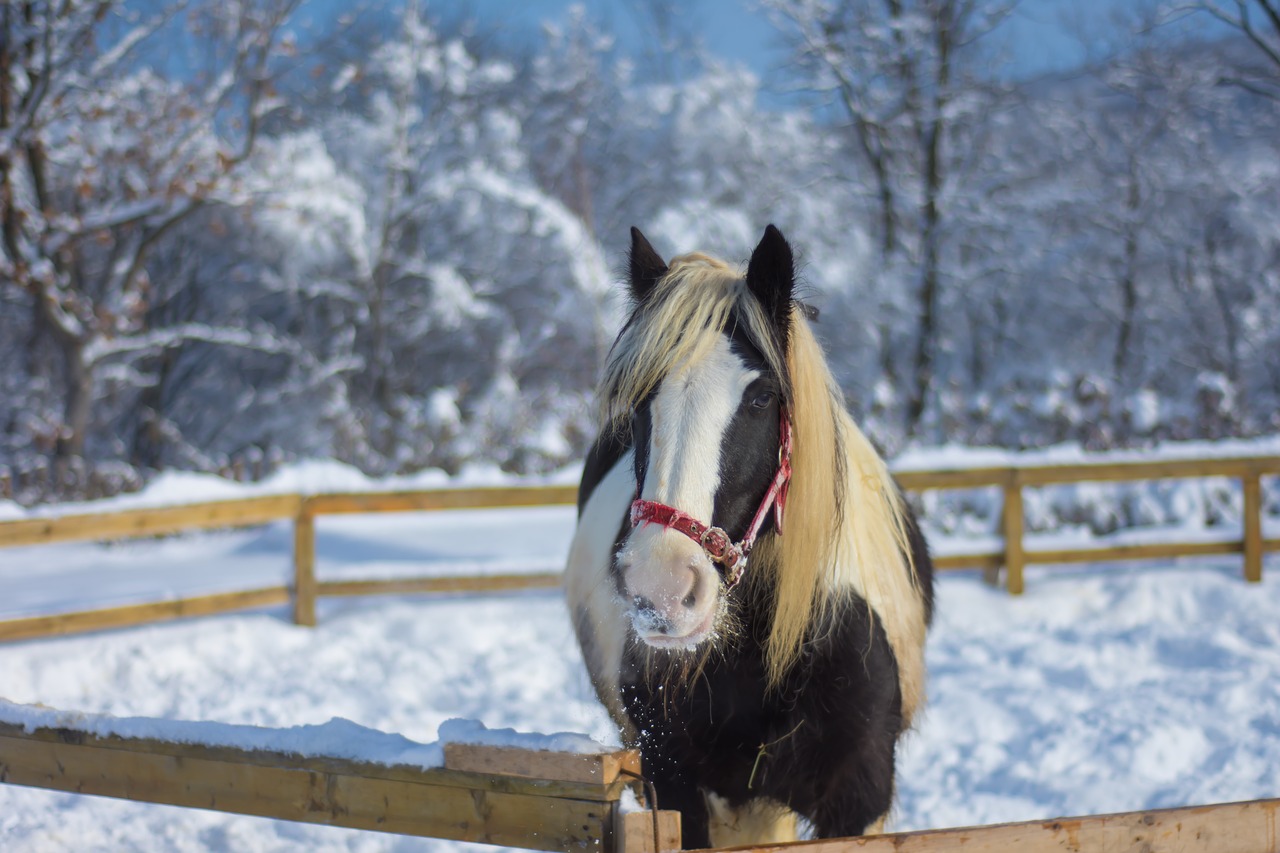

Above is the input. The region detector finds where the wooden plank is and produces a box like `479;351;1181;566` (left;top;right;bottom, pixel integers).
892;456;1280;492
1026;539;1242;566
1002;483;1025;595
1243;472;1263;583
0;587;291;642
306;485;579;516
932;551;1004;571
0;721;626;802
317;573;563;599
619;809;682;853
1013;456;1280;486
0;494;301;548
444;743;640;785
707;797;1280;852
293;511;317;627
0;732;614;851
893;468;1012;491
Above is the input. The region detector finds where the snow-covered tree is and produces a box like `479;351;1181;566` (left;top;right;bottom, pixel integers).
0;0;305;486
1169;1;1280;98
312;3;613;474
762;0;1016;436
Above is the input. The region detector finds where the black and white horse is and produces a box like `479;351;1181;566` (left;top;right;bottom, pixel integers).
566;225;935;848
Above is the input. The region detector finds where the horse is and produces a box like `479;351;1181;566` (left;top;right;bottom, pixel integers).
565;224;934;848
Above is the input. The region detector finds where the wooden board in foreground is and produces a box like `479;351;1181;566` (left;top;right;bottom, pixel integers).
445;742;641;785
708;797;1280;853
0;718;628;852
621;809;683;853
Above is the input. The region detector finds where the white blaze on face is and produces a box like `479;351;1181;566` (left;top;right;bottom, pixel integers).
620;335;759;649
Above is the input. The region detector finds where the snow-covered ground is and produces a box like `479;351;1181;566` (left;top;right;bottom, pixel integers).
1;454;1279;851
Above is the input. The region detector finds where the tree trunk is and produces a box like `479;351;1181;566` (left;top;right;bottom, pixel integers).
904;5;955;438
1114;174;1141;386
60;353;93;460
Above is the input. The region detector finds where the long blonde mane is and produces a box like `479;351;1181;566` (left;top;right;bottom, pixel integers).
600;251;928;724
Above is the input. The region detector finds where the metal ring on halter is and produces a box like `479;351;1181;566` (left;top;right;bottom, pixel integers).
699;526;732;562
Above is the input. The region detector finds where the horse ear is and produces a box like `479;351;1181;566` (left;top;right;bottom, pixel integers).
746;224;795;341
629;226;668;304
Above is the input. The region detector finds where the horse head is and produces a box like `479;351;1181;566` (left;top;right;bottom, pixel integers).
607;225;797;650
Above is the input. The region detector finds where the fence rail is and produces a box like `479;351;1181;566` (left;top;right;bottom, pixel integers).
720;797;1280;852
0;712;678;853
0;454;1277;641
1;704;1274;853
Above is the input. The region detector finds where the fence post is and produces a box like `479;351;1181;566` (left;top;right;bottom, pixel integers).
293;504;317;626
616;809;681;853
1243;472;1263;584
1002;476;1025;595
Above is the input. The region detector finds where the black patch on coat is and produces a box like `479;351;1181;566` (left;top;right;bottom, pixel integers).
619;585;904;848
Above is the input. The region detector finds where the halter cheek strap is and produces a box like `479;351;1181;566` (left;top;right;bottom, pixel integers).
629;408;793;590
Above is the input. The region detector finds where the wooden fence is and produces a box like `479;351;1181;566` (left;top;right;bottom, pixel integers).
0;454;1277;641
1;704;1275;852
0;711;679;852
3;456;1279;853
891;454;1280;594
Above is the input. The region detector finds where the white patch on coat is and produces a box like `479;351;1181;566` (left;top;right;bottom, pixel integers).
618;335;758;646
642;335;758;519
564;452;636;730
704;791;799;847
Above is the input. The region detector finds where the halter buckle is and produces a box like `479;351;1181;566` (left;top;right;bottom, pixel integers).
700;526;744;572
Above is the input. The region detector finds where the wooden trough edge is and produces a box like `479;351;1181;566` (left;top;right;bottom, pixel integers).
0;715;679;852
1;709;1276;853
707;796;1280;853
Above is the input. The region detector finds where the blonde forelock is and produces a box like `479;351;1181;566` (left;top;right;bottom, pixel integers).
599;253;787;428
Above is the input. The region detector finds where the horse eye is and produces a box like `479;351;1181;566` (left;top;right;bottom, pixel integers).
750;391;773;410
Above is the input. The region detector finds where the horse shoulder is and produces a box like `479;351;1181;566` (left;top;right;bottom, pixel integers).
566;444;636;736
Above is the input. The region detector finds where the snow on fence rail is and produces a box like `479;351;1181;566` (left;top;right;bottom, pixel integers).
0;455;1277;642
1;699;1276;853
0;701;679;852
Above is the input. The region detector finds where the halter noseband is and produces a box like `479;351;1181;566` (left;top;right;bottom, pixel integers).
629;408;793;590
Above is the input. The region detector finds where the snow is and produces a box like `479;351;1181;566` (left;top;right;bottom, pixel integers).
0;703;448;770
1;456;1279;851
0;702;611;771
894;435;1280;472
0;458;581;522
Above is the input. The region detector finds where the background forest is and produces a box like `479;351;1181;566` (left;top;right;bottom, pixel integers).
2;0;1278;504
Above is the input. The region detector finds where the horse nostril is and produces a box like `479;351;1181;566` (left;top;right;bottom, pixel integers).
682;590;697;608
631;596;673;634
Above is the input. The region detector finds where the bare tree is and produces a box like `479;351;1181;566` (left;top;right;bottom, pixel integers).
0;0;302;466
1167;1;1280;97
762;0;1013;436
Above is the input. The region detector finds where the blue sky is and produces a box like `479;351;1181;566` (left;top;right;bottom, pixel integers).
442;0;1147;80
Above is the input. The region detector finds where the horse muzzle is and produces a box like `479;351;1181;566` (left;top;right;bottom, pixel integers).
618;530;722;650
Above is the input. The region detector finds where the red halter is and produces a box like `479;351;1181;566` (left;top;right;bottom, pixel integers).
629;408;793;590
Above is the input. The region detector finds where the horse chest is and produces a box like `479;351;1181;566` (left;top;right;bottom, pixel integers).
621;640;791;795
620;593;903;808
